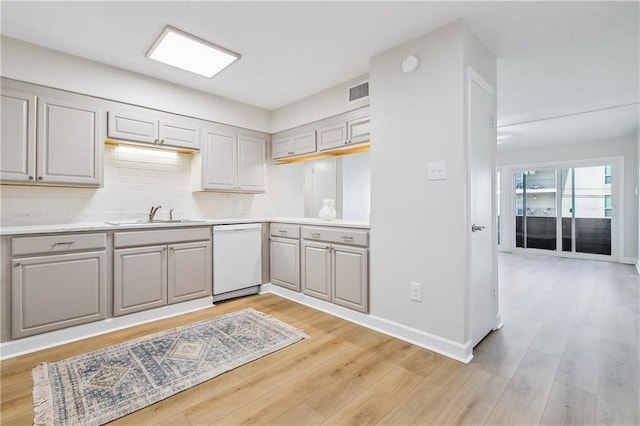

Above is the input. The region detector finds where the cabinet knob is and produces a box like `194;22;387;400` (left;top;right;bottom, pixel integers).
160;139;165;145
154;139;159;144
13;262;20;267
28;176;34;180
37;176;43;181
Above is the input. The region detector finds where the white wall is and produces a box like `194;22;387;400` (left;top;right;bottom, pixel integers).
0;145;304;226
270;74;369;133
497;136;639;262
369;19;495;350
1;36;271;132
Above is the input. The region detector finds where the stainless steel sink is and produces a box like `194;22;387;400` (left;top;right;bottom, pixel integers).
105;219;206;226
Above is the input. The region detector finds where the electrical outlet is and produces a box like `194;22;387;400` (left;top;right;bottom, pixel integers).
410;282;422;302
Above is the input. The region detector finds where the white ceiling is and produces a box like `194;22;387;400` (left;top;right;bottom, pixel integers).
1;1;638;148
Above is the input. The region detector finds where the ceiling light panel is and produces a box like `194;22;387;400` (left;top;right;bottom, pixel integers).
146;26;240;78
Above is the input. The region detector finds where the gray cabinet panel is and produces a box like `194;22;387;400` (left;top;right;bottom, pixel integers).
238;134;266;191
114;245;167;316
0;89;36;182
301;241;331;301
11;251;107;339
107;110;158;144
168;241;212;304
270;237;300;291
332;245;368;313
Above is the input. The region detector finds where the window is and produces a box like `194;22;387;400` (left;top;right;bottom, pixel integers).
604;195;612;217
604;165;612;184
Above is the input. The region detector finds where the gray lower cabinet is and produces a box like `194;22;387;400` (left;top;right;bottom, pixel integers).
300;226;369;313
114;245;168;316
270;237;301;291
11;233;107;339
168;241;212;304
113;228;212;317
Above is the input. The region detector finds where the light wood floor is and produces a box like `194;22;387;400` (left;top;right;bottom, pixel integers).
1;253;638;425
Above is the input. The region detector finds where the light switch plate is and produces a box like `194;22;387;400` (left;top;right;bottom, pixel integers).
428;160;446;180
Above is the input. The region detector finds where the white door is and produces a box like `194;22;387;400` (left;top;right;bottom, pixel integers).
468;71;498;347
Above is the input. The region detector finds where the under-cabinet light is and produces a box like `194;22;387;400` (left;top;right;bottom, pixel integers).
146;26;240;78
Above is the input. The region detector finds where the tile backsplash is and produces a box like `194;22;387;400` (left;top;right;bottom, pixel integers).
0;145;304;226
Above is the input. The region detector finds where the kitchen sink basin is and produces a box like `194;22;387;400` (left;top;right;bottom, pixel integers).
105;219;207;226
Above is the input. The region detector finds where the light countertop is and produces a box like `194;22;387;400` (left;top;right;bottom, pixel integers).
0;217;369;236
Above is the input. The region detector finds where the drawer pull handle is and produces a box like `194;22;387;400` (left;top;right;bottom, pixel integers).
311;233;321;238
52;241;75;248
342;236;354;241
278;230;288;235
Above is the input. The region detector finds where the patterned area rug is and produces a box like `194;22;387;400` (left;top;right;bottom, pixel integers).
32;308;308;425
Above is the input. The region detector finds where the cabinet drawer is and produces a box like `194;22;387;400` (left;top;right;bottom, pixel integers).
301;226;368;246
12;233;106;256
270;223;300;239
114;226;211;248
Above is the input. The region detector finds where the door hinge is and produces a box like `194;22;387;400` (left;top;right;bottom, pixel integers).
491;288;497;300
489;115;495;129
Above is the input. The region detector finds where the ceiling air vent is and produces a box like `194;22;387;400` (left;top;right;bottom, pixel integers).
348;81;369;103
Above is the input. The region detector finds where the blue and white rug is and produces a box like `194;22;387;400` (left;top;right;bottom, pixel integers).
32;308;308;425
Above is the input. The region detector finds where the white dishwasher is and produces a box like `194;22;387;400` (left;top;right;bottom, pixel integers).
212;223;262;302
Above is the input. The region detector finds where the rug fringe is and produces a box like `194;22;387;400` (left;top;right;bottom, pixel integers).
32;363;54;426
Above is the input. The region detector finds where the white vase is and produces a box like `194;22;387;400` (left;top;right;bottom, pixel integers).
319;199;337;220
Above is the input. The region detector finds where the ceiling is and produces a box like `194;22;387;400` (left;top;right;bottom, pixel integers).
1;1;638;148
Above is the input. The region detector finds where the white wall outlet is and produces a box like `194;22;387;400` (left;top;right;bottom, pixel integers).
410;282;422;302
427;160;446;180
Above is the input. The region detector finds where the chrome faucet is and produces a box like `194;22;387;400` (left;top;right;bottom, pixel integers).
148;205;162;221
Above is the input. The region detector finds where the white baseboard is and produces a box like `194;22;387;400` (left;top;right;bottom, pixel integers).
620;257;637;265
636;259;640;275
261;284;473;363
0;297;214;361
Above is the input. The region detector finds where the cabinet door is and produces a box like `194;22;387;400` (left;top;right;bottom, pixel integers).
271;134;293;159
114;245;167;316
107;110;158;144
238;134;266;192
318;121;347;151
37;95;102;186
168;241;212;304
301;241;332;301
270;237;300;291
202;128;237;190
11;251;107;338
347;114;370;145
292;130;316;155
1;89;36;183
159;119;200;150
332;245;369;313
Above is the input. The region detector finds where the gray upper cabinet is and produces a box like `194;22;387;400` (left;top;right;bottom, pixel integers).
1;80;103;187
193;125;267;193
318;107;370;151
271;106;369;161
1;88;36;183
271;126;316;160
107;108;200;150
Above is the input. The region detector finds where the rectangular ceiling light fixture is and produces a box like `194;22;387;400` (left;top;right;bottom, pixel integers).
146;25;240;78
